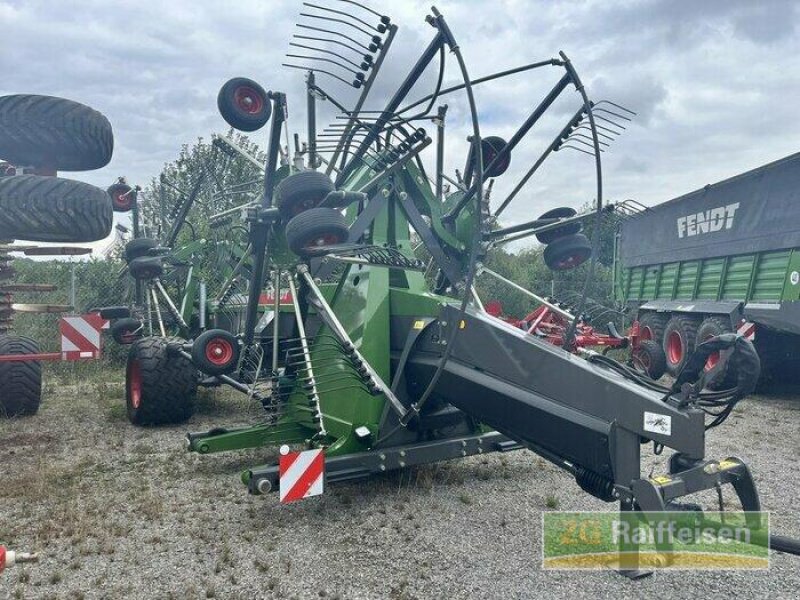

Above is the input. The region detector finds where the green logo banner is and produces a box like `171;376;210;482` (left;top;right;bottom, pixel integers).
542;511;770;570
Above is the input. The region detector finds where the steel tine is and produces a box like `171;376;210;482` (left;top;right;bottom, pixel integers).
334;0;390;22
303;2;386;33
594;99;637;116
557;144;597;157
289;42;367;71
293;33;367;58
300;11;375;39
568;133;610;147
295;23;372;53
282;63;359;88
592;113;626;131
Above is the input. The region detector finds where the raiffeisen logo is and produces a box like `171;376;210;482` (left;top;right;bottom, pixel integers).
677;202;740;238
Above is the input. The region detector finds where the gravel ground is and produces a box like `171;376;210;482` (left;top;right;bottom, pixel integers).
2;364;800;600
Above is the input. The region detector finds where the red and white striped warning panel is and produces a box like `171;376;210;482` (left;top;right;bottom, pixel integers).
59;313;108;360
737;320;756;340
279;447;325;504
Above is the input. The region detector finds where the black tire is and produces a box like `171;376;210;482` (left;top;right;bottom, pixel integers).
95;305;131;320
191;329;240;375
128;256;163;280
631;339;667;380
696;316;737;390
543;232;592;271
108;182;135;212
663;315;699;375
125;238;158;262
285;207;349;257
217;78;272;132
126;336;197;425
112;317;144;345
638;312;668;345
0;335;42;417
467;135;510;179
0;175;112;242
275;171;335;219
0;94;113;171
535;207;581;244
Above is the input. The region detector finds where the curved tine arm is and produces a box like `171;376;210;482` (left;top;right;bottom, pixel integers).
592;106;633;122
573;124;614;141
558;144;597;157
593;99;637;116
592;114;626;131
290;42;364;71
293;34;366;58
300;11;374;39
286;53;358;76
304;2;381;33
334;0;386;20
283;64;354;87
569;132;610;147
565;136;605;152
296;23;371;53
592;121;623;136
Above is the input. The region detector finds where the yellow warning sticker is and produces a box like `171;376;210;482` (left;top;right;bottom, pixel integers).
413;320;425;330
459;320;466;329
651;475;672;485
719;459;739;470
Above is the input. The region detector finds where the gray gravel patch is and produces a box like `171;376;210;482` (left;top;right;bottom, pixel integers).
1;366;800;599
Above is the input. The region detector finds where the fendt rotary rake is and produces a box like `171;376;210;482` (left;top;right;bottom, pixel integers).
119;0;799;575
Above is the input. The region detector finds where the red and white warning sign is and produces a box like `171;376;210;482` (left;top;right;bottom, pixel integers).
279;446;325;504
59;313;108;360
737;320;756;340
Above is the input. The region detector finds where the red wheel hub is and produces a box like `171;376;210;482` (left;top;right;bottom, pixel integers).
557;254;583;269
113;190;133;210
129;359;142;409
667;331;683;365
234;86;264;115
205;338;234;367
704;335;720;371
306;233;341;249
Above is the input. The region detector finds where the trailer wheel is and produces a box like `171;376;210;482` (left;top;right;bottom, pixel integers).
696;316;737;390
112;317;144;345
631;339;667;380
535;207;581;244
285;207;349;257
638;312;668;344
0;175;112;242
0;335;42;417
217;78;272;132
275;171;335;219
543;233;592;271
126;336;197;425
0;94;113;171
124;238;158;262
663;315;699;375
191;329;240;375
108;182;135;212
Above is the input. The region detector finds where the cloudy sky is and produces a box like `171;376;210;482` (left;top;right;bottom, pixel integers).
2;0;799;249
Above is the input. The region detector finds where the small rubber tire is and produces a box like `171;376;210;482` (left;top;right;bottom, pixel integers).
95;305;131;320
126;336;197;425
128;256;164;280
638;312;668;345
108;182;135;212
467;135;510;179
217;78;271;132
285;207;349;257
663;315;699;376
696;316;737;390
112;317;144;345
0;335;42;417
631;339;667;380
125;238;158;262
543;232;592;271
0;175;112;242
275;171;335;219
0;94;113;171
191;329;240;376
535;207;581;244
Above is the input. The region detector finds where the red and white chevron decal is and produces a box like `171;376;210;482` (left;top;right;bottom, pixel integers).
737;320;756;341
279;447;324;504
59;313;108;360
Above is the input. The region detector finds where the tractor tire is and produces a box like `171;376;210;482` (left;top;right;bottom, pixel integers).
0;175;112;242
696;316;737;390
663;315;699;376
125;238;158;262
285;207;349;257
128;256;163;280
0;94;113;171
631;339;667;380
543;232;592;271
535;207;581;244
0;335;42;417
112;317;144;345
126;336;197;425
638;312;668;345
108;182;135;212
275;171;335;219
217;78;271;132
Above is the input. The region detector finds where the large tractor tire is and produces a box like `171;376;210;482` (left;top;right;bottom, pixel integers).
663;315;699;376
0;94;113;171
126;336;197;425
0;175;112;242
275;171;335;219
638;312;668;345
696;316;738;390
631;339;667;380
0;335;42;417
